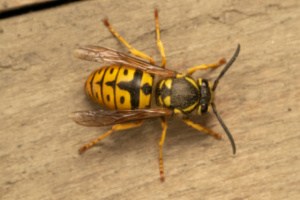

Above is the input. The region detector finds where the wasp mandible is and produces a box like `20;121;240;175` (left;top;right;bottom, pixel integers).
72;9;240;182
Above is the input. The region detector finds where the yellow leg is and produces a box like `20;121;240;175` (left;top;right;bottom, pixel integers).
103;19;155;64
186;58;226;75
158;117;168;182
79;121;143;154
154;9;167;68
182;119;222;139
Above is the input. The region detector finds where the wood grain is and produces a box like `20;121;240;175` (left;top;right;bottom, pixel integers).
1;0;299;199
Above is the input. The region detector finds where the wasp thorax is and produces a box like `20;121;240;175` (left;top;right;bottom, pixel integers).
155;76;201;113
197;78;213;114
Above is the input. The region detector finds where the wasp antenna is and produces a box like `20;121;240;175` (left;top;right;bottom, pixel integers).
212;44;240;91
154;8;159;17
102;18;110;27
211;102;236;154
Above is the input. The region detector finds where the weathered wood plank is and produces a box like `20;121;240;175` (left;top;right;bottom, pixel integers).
1;0;299;199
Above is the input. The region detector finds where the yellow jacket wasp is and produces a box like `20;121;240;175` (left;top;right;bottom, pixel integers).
72;9;240;182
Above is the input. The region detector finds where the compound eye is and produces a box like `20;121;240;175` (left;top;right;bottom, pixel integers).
197;103;209;115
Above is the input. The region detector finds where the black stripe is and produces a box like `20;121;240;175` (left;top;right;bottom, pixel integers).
105;66;121;109
117;70;143;109
114;66;121;109
141;83;152;95
94;68;105;102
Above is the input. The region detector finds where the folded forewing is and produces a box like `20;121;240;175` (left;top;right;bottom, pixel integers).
74;45;177;78
70;108;173;127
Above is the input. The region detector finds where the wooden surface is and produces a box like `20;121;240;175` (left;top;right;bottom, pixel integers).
1;0;299;199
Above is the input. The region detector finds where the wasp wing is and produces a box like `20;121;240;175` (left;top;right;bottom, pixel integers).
74;45;177;78
70;108;173;127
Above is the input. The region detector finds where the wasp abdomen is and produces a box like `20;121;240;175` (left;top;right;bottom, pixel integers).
85;65;153;110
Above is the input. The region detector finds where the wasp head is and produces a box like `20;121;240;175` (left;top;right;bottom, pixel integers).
196;78;213;115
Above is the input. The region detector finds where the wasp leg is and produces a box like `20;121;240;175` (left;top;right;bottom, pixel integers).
79;121;144;154
158;117;168;182
103;19;155;64
182;119;222;139
154;9;166;68
186;58;226;75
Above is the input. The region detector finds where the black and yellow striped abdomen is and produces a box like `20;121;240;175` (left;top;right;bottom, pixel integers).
85;65;153;110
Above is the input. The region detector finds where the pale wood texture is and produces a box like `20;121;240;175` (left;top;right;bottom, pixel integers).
1;0;299;199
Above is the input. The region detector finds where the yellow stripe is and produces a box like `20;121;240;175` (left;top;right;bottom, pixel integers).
159;80;165;89
185;76;198;89
197;105;202;115
182;101;199;113
174;108;182;114
164;79;172;89
102;66;120;109
158;96;163;105
197;78;202;87
139;72;153;108
115;67;135;110
163;96;171;107
85;70;96;101
91;67;106;105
